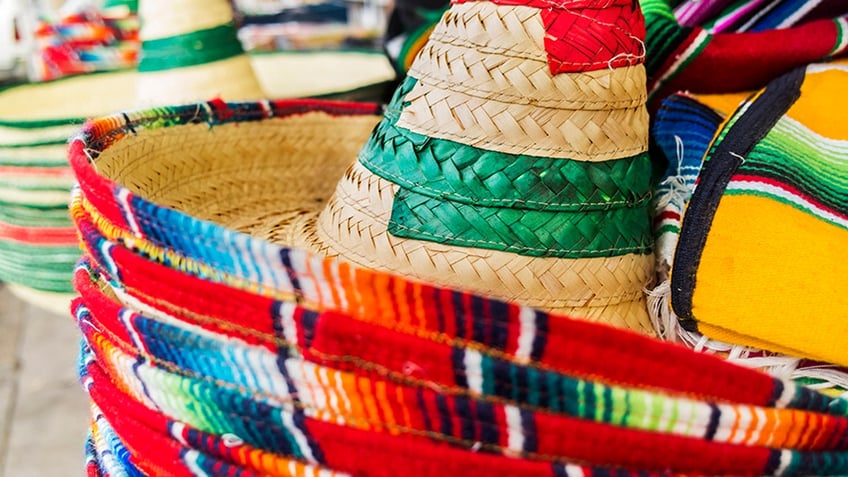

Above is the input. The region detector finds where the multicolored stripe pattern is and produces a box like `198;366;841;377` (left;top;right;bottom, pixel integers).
642;0;848;106
70;98;848;475
670;60;848;368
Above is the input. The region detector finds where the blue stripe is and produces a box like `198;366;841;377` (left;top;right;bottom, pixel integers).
530;311;548;361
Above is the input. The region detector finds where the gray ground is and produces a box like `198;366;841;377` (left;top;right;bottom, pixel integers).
0;284;88;477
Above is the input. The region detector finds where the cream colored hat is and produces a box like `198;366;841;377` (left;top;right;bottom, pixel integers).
289;0;656;334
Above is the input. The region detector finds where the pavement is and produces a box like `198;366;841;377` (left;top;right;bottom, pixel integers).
0;284;88;477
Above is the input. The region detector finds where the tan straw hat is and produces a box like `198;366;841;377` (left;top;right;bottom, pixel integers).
286;0;656;333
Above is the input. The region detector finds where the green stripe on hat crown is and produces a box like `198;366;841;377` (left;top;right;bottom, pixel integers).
138;23;245;72
360;76;653;259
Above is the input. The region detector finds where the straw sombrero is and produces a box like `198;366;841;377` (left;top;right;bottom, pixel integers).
66;0;657;334
68;99;848;475
288;0;656;333
0;0;394;310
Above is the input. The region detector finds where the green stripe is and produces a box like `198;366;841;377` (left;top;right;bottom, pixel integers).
362;76;652;211
363;76;652;259
138;23;245;72
655;224;680;236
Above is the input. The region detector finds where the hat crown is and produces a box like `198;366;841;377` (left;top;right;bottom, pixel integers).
305;0;656;332
134;0;263;106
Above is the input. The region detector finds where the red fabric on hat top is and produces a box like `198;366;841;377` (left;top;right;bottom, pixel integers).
450;0;645;74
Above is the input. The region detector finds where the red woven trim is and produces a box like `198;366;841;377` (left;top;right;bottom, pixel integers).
0;222;77;245
85;364;192;476
451;0;645;73
69;140;129;230
78;278;782;476
73;211;785;409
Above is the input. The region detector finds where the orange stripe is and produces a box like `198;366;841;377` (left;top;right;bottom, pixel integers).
396;384;413;430
375;379;398;434
394;273;412;330
338;262;360;315
340;370;369;430
358;375;383;432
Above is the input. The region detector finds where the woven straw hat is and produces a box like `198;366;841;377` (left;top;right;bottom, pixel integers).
288;0;656;333
0;0;393;311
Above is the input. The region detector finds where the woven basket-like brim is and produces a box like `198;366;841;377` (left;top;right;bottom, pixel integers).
93;112;381;241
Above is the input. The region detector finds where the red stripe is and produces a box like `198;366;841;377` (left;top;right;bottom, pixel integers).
451;0;644;74
0;166;72;177
0;222;77;245
731;174;848;222
657;18;840;100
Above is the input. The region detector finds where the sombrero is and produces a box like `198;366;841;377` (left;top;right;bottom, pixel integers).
291;0;656;332
69;0;657;333
648;58;848;390
0;0;395;310
68;98;848;476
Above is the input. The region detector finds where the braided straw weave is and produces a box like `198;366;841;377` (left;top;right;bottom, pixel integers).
291;0;656;333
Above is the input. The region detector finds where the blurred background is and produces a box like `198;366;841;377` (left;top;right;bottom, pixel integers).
0;0;392;474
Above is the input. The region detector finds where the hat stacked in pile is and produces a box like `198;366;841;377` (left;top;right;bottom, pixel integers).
0;0;395;312
69;0;848;475
644;0;848;392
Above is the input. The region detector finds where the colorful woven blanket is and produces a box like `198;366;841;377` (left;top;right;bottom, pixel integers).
651;58;848;375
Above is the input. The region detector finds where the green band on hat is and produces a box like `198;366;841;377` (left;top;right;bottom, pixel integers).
388;187;653;258
363;76;654;258
138;23;245;72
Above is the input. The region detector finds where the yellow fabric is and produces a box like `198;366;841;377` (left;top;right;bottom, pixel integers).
691;194;848;366
782;63;848;138
694;90;752;116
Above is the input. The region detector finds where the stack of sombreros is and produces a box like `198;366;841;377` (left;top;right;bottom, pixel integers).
0;0;394;312
70;0;848;474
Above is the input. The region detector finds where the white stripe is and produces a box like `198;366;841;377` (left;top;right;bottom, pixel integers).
557;464;587;477
806;61;848;74
170;422;189;445
278;301;300;349
728;180;848;229
117;188;142;236
658;392;676;433
730;406;751;444
832;17;848;55
183;450;211;476
234;233;260;282
650;30;710;95
333;365;352;420
291;251;319;302
774;449;794;476
318;365;344;425
504;404;525;454
671;399;695;437
328;260;348;310
777;0;821;29
311;255;334;306
282;410;318;463
118;309;149;355
747;406;767;446
514;307;537;363
301;361;330;422
463;349;484;395
712;404;733;442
